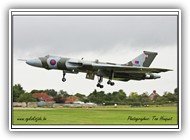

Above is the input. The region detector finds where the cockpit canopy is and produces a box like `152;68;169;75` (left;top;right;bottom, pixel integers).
45;54;51;58
45;54;57;58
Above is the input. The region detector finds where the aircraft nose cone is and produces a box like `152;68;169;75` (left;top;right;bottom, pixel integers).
26;58;42;67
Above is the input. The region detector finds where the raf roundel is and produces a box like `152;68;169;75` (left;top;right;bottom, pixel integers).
50;59;56;65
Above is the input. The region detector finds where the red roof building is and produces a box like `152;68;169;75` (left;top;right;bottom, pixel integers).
65;96;78;104
32;93;54;102
149;90;159;101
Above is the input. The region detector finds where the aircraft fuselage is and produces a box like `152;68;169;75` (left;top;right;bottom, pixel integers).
24;51;171;88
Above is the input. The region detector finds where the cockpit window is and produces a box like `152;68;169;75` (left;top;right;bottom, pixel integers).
45;54;58;58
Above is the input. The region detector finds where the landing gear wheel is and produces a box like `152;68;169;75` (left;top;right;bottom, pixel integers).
107;80;115;86
97;83;104;88
110;82;115;86
107;80;111;85
62;78;66;82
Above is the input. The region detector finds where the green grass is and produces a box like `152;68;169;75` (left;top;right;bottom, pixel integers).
13;106;178;125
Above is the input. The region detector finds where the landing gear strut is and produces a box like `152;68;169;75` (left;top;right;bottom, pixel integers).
107;71;115;86
97;76;104;88
62;70;66;82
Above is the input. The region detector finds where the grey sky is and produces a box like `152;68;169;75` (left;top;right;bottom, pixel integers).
13;14;178;95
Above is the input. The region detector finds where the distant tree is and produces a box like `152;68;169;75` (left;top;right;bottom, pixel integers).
127;92;141;106
104;92;114;105
54;94;65;103
75;93;87;102
44;89;57;97
88;89;128;105
155;96;168;105
140;92;151;105
31;89;44;94
118;90;127;102
88;90;106;104
18;93;37;107
88;89;97;103
13;84;25;102
163;92;177;103
109;90;127;104
174;88;179;95
58;90;69;98
112;91;120;102
174;88;179;103
128;92;139;102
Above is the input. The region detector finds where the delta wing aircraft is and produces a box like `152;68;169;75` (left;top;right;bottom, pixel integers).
20;51;172;88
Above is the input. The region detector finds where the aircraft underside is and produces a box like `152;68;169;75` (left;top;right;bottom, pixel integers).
61;69;151;88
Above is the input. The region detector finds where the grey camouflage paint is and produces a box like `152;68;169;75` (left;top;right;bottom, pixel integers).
126;51;157;67
26;51;170;83
39;55;69;70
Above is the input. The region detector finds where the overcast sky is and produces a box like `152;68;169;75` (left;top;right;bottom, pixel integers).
13;14;178;96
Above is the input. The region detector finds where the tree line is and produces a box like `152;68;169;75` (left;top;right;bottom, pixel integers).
13;84;178;106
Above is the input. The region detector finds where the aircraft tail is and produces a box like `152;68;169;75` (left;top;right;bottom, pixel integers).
125;51;158;67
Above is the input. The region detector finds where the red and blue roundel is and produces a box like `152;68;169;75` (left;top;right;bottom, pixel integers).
50;59;56;65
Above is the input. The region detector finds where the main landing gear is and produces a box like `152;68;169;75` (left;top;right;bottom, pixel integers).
107;80;115;86
96;71;115;88
62;71;66;82
97;76;104;88
107;70;115;86
96;78;115;88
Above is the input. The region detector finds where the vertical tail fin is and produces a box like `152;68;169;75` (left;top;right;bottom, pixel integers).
125;51;158;67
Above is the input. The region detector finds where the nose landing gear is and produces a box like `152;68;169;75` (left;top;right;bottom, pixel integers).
62;71;66;82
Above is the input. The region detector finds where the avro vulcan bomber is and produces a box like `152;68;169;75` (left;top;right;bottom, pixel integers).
20;51;172;88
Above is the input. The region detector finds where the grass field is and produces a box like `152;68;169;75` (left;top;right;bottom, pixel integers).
13;106;178;125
